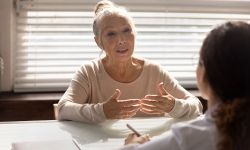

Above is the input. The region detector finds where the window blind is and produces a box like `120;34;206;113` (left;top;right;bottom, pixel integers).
14;0;250;92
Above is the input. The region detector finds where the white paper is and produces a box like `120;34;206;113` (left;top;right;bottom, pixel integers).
11;139;81;150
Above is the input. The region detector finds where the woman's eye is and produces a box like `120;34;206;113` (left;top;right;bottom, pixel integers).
107;32;115;36
123;28;131;33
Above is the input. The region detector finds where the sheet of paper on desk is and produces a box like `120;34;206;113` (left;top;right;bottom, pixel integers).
11;139;81;150
9;123;82;150
100;117;176;137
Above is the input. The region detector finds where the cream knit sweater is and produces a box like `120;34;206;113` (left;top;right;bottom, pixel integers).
58;58;202;123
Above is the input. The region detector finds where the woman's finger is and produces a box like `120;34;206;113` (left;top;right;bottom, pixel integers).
118;99;141;107
140;109;164;115
140;105;165;114
141;98;164;108
137;134;151;144
157;82;169;96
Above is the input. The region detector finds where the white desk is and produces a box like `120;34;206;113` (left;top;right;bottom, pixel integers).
0;117;188;150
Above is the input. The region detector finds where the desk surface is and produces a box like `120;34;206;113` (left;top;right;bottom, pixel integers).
0;117;188;150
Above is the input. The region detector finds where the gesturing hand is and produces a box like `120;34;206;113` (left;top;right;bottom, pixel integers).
140;82;175;115
103;89;140;119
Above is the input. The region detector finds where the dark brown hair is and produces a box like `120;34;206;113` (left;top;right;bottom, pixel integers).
200;21;250;150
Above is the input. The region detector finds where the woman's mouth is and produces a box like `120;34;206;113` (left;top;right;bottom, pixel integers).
116;48;128;53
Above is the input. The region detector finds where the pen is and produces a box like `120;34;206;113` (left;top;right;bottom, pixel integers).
126;123;141;137
72;139;82;150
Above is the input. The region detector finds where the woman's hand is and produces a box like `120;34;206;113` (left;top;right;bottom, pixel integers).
124;133;150;145
103;89;140;119
140;82;175;115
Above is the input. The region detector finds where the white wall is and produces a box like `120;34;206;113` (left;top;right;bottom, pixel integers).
0;0;15;91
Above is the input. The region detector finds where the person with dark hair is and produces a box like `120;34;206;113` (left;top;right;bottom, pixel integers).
120;21;250;150
57;0;202;123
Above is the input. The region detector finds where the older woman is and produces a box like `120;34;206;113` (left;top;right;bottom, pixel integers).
57;0;202;123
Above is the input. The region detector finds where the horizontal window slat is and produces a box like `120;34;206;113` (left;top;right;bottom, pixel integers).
15;65;196;74
16;71;75;75
15;59;197;66
18;0;250;13
15;75;72;82
15;60;91;66
16;50;199;54
18;42;202;46
18;11;250;19
14;85;68;92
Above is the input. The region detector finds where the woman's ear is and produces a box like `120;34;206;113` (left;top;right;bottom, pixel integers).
94;36;103;50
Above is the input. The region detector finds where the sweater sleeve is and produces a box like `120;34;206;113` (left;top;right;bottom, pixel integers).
57;65;107;124
117;130;182;150
162;69;203;118
167;96;203;118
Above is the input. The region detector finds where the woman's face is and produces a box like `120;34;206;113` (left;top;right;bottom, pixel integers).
196;57;219;106
196;59;209;99
96;14;135;63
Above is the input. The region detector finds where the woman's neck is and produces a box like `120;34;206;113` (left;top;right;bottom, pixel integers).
102;57;143;83
206;87;221;109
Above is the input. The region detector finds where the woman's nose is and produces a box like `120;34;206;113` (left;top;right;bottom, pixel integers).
118;35;126;45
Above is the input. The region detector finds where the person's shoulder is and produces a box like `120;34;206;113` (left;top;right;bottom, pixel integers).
75;59;103;76
79;58;99;68
173;115;208;130
135;57;162;71
78;59;101;71
171;115;217;148
140;58;168;75
164;116;216;149
141;58;161;67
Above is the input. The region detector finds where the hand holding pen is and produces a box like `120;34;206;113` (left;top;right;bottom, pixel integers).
124;124;150;145
126;124;142;137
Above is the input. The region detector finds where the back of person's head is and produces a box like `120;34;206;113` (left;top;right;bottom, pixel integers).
200;21;250;150
92;0;135;37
